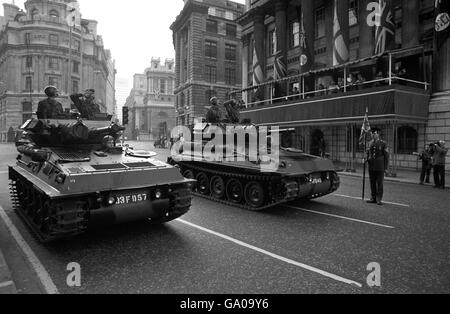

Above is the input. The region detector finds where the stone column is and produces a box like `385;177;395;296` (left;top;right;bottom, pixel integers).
359;0;375;58
242;35;249;104
401;0;420;48
252;8;266;101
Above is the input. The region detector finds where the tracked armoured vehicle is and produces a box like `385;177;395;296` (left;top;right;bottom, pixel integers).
169;122;340;211
9;113;194;243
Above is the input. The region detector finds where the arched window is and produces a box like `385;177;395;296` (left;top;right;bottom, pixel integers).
397;126;418;154
49;10;59;19
31;9;39;20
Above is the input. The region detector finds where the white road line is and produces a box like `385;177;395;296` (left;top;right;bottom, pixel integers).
0;205;59;294
0;280;14;288
285;205;395;229
333;194;410;208
177;219;363;288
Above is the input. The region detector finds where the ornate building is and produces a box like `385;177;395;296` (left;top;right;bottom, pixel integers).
238;0;450;172
0;0;116;142
124;57;176;141
171;0;245;126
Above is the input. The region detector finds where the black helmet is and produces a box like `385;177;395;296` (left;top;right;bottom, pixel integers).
44;85;58;97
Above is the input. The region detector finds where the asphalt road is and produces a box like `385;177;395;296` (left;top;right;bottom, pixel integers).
0;142;449;294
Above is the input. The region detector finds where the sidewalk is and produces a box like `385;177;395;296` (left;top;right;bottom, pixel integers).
0;237;17;294
335;162;448;188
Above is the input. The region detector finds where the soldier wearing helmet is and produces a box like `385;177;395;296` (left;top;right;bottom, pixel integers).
37;86;64;119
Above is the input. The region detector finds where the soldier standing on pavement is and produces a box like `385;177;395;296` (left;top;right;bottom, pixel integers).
366;129;390;206
37;86;63;119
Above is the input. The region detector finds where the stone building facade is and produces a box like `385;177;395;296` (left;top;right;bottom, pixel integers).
0;0;116;142
124;58;176;141
171;0;245;126
238;0;450;172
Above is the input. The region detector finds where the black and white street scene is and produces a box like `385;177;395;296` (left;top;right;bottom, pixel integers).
0;0;449;297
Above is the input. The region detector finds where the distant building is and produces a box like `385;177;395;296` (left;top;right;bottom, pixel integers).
171;0;245;126
124;58;176;141
0;0;116;142
238;0;450;172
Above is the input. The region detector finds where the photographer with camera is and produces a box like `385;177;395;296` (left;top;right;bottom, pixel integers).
431;141;448;189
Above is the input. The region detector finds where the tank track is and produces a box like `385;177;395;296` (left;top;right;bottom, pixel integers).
9;170;89;243
176;162;339;211
177;162;292;211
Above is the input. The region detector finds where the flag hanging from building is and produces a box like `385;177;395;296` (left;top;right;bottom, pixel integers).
252;46;263;86
435;0;450;50
274;50;287;80
374;0;395;54
299;9;311;72
359;109;372;145
333;0;349;66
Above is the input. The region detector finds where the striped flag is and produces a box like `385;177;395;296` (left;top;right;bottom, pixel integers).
374;0;395;54
359;109;372;145
333;0;349;66
252;46;263;86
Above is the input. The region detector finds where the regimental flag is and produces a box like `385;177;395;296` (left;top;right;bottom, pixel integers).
252;46;263;86
359;109;372;145
274;50;287;80
333;0;349;66
435;0;450;50
298;7;312;72
374;0;395;54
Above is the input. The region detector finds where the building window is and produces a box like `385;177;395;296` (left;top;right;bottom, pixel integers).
225;11;235;21
226;24;237;37
25;76;32;91
25;56;33;68
73;61;79;74
206;20;218;33
216;8;226;18
160;79;167;94
290;21;300;48
225;44;236;61
205;65;217;83
49;10;59;19
74;40;81;52
269;30;277;56
72;80;79;93
315;7;325;39
49;57;59;70
225;67;236;85
31;9;39;20
205;40;217;59
397;126;418;154
25;33;31;45
349;0;359;26
48;77;59;88
49;34;59;46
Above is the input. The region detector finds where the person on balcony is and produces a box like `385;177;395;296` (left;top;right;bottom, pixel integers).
356;73;367;90
328;80;340;94
347;73;356;91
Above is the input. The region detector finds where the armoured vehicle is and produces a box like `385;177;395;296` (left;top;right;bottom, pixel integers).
9;113;194;243
169;122;340;211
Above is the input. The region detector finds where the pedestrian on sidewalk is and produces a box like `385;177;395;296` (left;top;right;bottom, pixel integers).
415;144;433;185
431;141;448;189
366;129;390;206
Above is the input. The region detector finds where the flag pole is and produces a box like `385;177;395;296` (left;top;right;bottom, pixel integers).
362;133;367;201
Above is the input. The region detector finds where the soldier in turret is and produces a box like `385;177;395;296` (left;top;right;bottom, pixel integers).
70;89;101;120
37;86;63;119
223;99;242;124
205;97;222;124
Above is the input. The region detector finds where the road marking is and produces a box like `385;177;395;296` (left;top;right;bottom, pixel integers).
177;219;363;288
333;194;410;208
0;280;14;288
0;205;59;294
285;205;395;229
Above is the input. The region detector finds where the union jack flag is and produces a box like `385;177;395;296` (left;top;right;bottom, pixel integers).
252;47;263;86
374;0;395;54
274;50;286;80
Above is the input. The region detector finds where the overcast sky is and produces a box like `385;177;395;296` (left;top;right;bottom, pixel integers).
1;0;245;106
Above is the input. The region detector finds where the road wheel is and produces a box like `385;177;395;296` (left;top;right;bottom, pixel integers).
226;179;243;204
245;181;265;209
182;169;196;190
210;176;225;199
196;172;210;195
